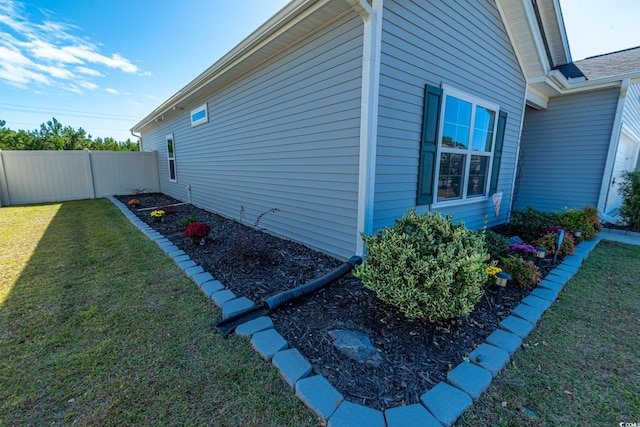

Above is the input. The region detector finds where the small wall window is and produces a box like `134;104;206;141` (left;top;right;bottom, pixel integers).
190;103;208;127
166;133;177;182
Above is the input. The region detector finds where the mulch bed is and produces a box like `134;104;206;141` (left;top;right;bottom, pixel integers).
116;193;555;410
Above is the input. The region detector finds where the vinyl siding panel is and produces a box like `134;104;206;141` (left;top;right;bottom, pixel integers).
374;0;527;231
514;88;619;212
140;12;363;258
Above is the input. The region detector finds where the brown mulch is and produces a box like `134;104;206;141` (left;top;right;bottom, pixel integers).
116;193;552;411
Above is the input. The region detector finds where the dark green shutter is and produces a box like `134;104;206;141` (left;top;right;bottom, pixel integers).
417;84;443;205
489;110;507;195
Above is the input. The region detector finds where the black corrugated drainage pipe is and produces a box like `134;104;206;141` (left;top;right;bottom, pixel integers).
216;255;362;337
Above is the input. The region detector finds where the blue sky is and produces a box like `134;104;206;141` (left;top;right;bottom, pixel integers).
0;0;638;143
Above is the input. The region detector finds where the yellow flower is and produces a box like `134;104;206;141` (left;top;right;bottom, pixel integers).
150;210;166;219
485;266;502;277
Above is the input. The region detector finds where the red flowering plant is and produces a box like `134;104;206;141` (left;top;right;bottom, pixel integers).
127;199;141;208
184;222;211;244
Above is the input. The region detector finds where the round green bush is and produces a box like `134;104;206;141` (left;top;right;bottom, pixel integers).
353;210;490;322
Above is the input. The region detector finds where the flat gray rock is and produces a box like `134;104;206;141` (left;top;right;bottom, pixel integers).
329;330;381;364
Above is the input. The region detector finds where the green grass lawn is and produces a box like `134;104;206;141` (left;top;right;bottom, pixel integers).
0;199;318;426
463;240;640;426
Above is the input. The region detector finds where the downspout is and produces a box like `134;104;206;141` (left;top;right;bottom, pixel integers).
347;0;383;256
597;78;629;217
131;130;143;152
508;85;530;219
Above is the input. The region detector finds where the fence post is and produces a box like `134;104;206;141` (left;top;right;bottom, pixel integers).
0;150;11;206
84;149;96;199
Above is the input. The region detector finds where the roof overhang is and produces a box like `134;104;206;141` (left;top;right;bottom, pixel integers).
132;0;354;133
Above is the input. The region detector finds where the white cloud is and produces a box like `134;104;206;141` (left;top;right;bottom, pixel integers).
76;66;103;77
0;0;148;93
105;88;119;95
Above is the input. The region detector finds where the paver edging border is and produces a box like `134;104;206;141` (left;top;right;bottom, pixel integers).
108;196;602;426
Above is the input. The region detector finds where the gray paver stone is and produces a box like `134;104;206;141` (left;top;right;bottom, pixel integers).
539;280;563;293
155;238;170;245
235;316;274;337
185;265;204;276
486;329;522;355
211;289;236;307
192;271;214;286
221;297;255;319
512;303;544;324
420;382;472;427
272;348;312;388
295;375;344;420
178;259;197;271
384;404;441;427
554;263;579;274
530;287;559;302
542;273;568;286
521;295;552;311
447;361;492;399
561;255;584;267
251;329;288;360
201;280;224;297
547;268;573;280
167;248;186;258
578;240;599;252
500;315;534;338
468;343;510;377
174;254;191;263
328;401;385;427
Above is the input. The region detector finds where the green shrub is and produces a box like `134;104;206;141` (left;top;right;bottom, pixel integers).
558;206;601;240
353;210;490;322
619;170;640;229
510;207;559;242
482;229;511;260
500;256;541;288
178;215;197;227
533;231;575;258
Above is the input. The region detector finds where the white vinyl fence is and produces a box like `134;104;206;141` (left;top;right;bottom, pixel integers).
0;150;160;206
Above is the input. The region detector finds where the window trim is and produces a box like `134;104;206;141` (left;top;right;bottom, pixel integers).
190;103;208;127
166;133;177;183
431;86;500;207
416;84;507;207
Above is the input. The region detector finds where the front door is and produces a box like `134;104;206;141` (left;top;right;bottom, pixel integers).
606;131;640;214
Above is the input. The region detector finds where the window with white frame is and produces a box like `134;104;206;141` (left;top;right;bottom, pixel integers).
166;133;177;182
417;85;507;206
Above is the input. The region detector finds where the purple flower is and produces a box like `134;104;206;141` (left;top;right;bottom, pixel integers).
509;242;537;254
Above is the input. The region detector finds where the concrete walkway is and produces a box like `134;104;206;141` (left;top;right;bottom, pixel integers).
598;229;640;246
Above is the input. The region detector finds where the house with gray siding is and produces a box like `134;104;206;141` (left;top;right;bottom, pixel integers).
132;0;579;259
515;47;640;220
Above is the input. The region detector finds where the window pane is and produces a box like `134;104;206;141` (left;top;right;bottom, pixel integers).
167;138;174;157
471;107;495;152
169;159;176;181
437;153;465;200
441;96;471;149
467;155;489;197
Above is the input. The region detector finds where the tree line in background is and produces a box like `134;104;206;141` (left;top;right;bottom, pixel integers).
0;118;139;151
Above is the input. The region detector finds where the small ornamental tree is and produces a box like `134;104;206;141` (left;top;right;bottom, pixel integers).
353;210;490;322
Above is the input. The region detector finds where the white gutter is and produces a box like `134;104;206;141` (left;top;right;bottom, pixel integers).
347;0;382;256
597;78;630;214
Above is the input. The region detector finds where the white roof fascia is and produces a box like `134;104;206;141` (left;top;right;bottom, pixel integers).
552;0;572;63
598;78;630;213
132;0;329;133
494;0;529;81
547;69;640;93
522;0;552;73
